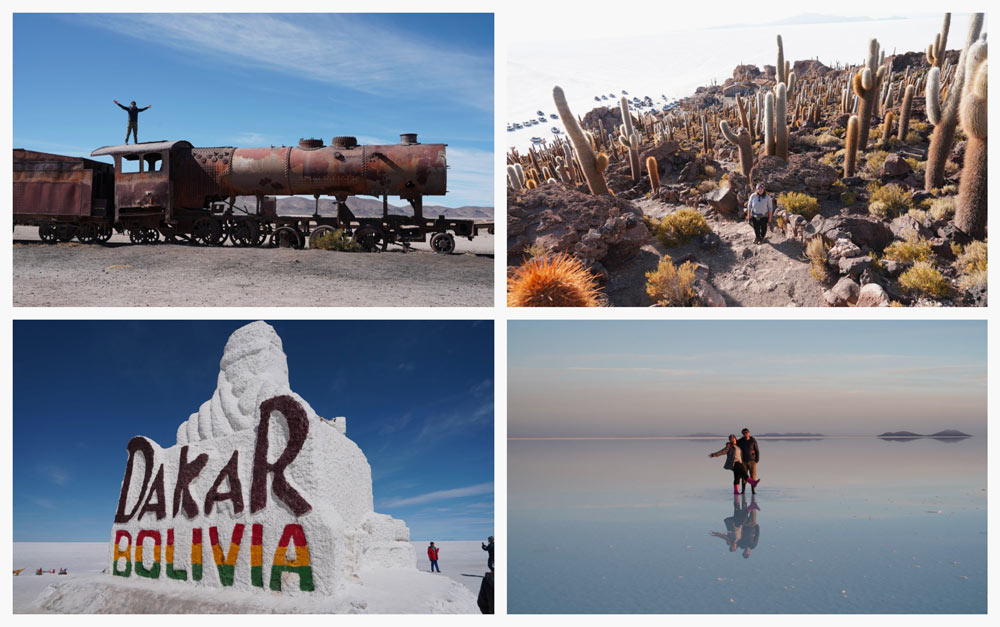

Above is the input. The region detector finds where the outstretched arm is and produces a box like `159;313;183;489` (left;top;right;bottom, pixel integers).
709;444;729;458
139;105;151;111
115;101;128;110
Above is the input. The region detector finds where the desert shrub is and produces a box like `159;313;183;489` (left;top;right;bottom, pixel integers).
840;191;857;206
703;164;718;178
507;253;603;307
907;208;930;223
928;195;956;221
816;134;842;148
693;179;718;194
655;209;712;248
312;229;361;252
910;120;930;134
867;182;912;219
883;237;933;263
904;157;923;173
944;160;959;176
905;131;922;145
819;150;841;168
940;184;958;195
865;150;889;176
645;255;697;306
778;191;820;220
805;236;831;283
958;269;987;293
956;240;987;275
898;261;950;298
523;243;547;259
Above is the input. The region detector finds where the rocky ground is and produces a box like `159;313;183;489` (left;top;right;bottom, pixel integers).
13;226;493;307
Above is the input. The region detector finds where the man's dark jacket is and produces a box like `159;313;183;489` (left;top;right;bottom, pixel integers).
737;436;760;464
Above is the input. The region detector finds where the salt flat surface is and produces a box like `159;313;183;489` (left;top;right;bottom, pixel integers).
508;437;986;613
13;540;488;613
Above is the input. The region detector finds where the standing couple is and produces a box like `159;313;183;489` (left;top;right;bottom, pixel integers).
709;428;761;494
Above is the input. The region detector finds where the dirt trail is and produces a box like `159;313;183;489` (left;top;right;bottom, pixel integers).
606;201;825;307
13;227;493;307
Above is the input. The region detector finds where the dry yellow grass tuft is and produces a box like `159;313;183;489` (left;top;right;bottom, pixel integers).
655;209;712;248
898;261;950;299
645;255;697;306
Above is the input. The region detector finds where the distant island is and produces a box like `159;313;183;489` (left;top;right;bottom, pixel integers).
879;430;972;439
684;432;823;438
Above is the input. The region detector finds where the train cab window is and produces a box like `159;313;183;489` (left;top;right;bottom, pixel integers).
120;154;142;174
144;153;163;173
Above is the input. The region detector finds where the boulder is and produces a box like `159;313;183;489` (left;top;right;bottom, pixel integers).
824;276;860;306
704;186;739;216
890;215;933;241
855;282;890;307
826;238;862;263
839;255;873;277
732;64;762;82
507;185;651;266
693;279;727;307
881;153;913;178
805;215;894;250
792;59;832;77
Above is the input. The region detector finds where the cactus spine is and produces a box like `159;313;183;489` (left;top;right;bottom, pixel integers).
954;41;987;238
897;84;914;140
720;119;754;177
553;86;609;196
844;115;860;178
774;82;788;162
646;156;660;193
926;13;984;191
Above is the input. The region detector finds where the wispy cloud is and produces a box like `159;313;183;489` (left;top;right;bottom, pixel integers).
78;14;492;112
444;146;493;207
380;481;494;508
39;465;69;486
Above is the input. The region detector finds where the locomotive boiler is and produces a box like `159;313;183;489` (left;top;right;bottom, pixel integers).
13;133;490;253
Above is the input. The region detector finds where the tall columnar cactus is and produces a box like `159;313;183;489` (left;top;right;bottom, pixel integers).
954;42;987;239
553;86;609;195
926;13;984;191
555;156;572;184
880;111;895;149
897;84;915;140
844;115;860;178
620;132;640;182
620;97;635;139
774;82;788;162
764;91;776;156
646;156;660;193
926;13;951;69
507;165;522;192
852;38;885;151
720;120;754;177
776;35;787;85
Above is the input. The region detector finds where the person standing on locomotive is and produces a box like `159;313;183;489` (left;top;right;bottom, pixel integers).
113;100;151;145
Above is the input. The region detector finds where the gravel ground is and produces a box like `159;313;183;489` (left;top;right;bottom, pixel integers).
13;226;494;307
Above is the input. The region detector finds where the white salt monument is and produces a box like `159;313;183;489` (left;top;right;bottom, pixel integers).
33;321;478;613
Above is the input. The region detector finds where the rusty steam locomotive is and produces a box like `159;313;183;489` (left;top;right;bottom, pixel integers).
13;134;490;252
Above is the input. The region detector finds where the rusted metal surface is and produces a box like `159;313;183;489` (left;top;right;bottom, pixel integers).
13;149;114;220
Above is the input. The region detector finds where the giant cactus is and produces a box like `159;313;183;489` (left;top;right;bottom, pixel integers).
852;38;885;151
925;13;984;191
774;82;788;161
897;84;915;140
844;115;860;178
776;35;787;85
646;156;660;193
954;41;987;239
926;13;951;69
720;120;754;176
553;86;609;195
764;91;776;156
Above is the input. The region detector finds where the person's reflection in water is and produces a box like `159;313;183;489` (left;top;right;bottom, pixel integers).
710;494;761;558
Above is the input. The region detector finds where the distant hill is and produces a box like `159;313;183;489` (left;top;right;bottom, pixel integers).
228;195;493;220
930;430;972;438
879;431;923;438
757;432;824;437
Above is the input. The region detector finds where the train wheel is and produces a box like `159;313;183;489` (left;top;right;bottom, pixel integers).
353;226;385;253
256;223;272;247
128;228;144;244
192;218;225;246
271;226;303;249
228;219;259;247
429;231;456;254
308;225;337;249
96;224;113;243
142;228;160;244
55;224;77;242
39;224;58;243
77;222;100;244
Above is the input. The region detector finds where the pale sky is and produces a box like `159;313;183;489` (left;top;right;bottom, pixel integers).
508;321;986;437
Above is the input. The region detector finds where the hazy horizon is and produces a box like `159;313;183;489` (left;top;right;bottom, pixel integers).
509;321;985;438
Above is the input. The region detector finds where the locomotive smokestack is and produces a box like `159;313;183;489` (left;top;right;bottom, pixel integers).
399;133;419;145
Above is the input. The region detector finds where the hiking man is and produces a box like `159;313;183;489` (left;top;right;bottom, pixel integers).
114;100;151;144
737;428;761;494
482;536;494;571
746;183;774;244
427;542;441;572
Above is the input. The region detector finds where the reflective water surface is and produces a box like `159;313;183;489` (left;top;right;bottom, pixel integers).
508;438;986;613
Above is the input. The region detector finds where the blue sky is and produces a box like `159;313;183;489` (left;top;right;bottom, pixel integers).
509;321;986;437
13;320;494;542
13;13;493;207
